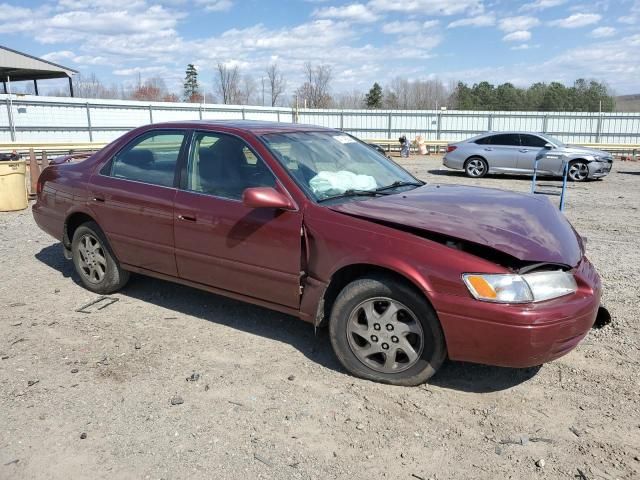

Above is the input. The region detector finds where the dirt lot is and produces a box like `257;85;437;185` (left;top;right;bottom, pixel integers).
1;156;639;480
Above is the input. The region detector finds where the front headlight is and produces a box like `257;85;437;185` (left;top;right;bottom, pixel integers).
463;271;577;303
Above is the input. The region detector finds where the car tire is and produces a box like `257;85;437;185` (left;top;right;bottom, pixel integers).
568;160;589;182
464;157;488;178
329;275;446;386
71;221;129;294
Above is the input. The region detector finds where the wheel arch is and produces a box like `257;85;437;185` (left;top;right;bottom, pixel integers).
464;154;488;166
64;211;98;249
316;263;436;328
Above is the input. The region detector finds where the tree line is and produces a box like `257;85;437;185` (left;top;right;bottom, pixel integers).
31;64;616;113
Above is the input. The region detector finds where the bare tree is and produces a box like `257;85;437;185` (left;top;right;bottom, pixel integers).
383;76;452;109
73;73;119;99
239;75;256;105
295;62;332;108
215;63;241;104
265;63;286;107
331;89;365;109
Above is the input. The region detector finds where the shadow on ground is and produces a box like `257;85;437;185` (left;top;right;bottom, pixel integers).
36;243;539;393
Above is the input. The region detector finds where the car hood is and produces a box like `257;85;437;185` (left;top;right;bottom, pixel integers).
561;145;611;158
329;184;582;267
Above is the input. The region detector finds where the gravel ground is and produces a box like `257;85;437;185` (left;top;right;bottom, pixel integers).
1;156;639;480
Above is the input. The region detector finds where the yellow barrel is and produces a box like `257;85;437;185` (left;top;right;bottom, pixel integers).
0;160;28;212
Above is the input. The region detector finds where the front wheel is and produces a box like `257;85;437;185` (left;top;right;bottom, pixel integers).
568;160;589;182
465;157;488;178
329;276;446;386
71;221;129;294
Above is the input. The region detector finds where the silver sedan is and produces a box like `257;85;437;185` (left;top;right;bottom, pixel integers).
442;132;613;181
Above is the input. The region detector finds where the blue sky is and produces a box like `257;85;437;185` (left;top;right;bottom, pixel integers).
2;0;639;97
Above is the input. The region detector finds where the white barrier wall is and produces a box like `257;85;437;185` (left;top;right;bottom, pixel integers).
1;94;639;144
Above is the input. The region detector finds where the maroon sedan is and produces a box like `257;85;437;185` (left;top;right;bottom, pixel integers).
33;121;602;385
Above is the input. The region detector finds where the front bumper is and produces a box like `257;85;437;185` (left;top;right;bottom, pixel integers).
431;257;601;368
587;160;613;179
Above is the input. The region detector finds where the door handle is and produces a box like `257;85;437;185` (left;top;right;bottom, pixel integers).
519;149;529;153
484;148;493;151
92;196;105;203
178;214;197;222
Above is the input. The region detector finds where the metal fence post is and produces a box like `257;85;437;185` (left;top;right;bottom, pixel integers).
85;103;93;142
5;97;15;142
241;108;246;120
596;113;602;143
436;111;442;140
149;105;154;123
277;110;280;122
542;114;549;133
387;112;393;139
487;113;493;132
340;111;344;131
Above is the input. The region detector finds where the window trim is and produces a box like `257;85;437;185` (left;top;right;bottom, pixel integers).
99;128;190;189
178;129;295;207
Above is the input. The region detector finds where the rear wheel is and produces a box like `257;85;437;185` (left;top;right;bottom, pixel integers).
71;221;129;294
465;157;488;178
329;276;446;386
568;160;589;182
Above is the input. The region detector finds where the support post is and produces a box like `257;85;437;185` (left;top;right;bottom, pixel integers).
149;105;154;123
542;114;548;133
33;79;39;96
487;113;493;132
340;111;344;131
277;110;280;122
436;111;442;140
387;112;392;139
595;113;602;143
29;149;38;196
68;77;74;97
86;103;93;142
2;80;6;94
198;104;203;120
241;108;246;120
5;97;15;142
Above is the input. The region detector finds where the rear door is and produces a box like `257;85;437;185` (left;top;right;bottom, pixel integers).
478;134;521;172
173;130;303;308
89;130;188;276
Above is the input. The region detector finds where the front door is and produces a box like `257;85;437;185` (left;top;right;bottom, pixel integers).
517;134;552;173
173;131;303;308
89;130;187;276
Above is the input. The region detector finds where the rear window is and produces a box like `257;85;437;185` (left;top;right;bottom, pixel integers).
488;134;521;146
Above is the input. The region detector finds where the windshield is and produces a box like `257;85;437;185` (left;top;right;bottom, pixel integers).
539;133;566;147
261;131;421;201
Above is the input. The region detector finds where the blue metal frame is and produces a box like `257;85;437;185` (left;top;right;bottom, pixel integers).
531;155;568;211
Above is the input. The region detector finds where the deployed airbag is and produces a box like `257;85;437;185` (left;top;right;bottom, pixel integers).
309;170;377;197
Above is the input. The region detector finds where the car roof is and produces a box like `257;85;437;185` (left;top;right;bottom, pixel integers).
476;131;546;136
142;119;337;135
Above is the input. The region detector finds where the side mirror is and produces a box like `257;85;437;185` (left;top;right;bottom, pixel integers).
242;187;296;211
544;143;554;149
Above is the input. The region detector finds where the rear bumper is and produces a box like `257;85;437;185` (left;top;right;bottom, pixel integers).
442;155;463;170
431;258;601;368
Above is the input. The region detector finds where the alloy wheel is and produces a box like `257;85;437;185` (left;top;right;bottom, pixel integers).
466;159;486;177
346;297;424;374
77;233;108;283
568;162;589;181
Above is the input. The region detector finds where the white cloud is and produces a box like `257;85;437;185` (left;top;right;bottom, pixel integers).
520;0;566;11
383;19;438;34
447;13;495;28
499;16;540;32
369;0;484;16
549;13;601;28
591;26;616;38
313;3;378;22
194;0;233;12
510;43;540;50
0;2;33;20
503;30;532;42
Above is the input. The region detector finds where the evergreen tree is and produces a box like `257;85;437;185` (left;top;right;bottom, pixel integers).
183;64;200;102
365;82;383;109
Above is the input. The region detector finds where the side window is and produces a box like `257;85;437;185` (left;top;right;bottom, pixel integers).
519;134;548;148
106;131;185;187
491;134;520;146
186;132;276;200
474;136;492;145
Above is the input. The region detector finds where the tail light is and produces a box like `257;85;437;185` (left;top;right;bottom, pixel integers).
446;145;458;153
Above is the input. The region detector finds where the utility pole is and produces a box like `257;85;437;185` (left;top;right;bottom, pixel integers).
261;77;265;107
